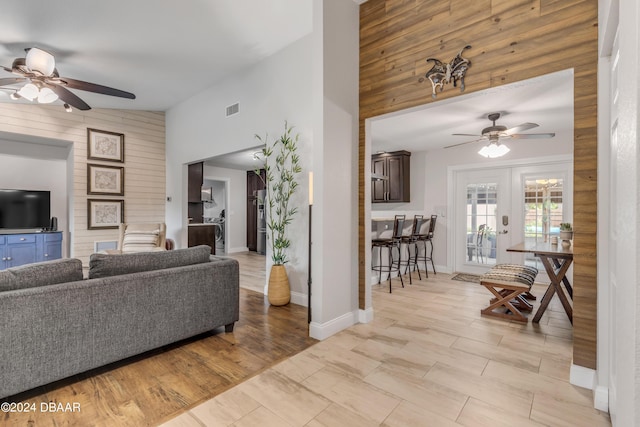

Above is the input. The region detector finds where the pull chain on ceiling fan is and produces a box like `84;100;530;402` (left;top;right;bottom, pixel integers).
0;47;136;112
445;112;556;158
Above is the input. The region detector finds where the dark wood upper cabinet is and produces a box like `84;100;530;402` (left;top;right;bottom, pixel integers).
188;162;204;223
188;162;203;202
246;169;266;251
371;150;410;203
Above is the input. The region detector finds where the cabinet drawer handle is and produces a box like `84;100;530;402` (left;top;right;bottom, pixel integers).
20;237;26;241
6;257;11;261
44;254;49;257
1;257;5;261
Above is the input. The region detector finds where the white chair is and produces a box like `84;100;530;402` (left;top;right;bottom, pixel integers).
105;223;167;254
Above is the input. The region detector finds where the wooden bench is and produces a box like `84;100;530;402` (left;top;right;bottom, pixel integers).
480;264;538;322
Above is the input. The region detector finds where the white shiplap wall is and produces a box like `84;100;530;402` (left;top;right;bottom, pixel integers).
0;102;166;266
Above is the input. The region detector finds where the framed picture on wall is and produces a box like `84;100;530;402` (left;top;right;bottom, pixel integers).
87;128;125;163
88;199;124;230
87;164;124;196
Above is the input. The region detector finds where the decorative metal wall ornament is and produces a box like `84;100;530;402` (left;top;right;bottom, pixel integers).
424;45;472;98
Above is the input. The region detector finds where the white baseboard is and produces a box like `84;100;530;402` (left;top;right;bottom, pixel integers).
227;247;250;254
435;264;452;274
358;307;374;323
309;311;356;340
570;363;596;390
594;385;609;412
290;291;308;307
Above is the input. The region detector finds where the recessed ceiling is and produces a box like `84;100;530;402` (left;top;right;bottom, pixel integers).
0;0;312;111
371;69;574;153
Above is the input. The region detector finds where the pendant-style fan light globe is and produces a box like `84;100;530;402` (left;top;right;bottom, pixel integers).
1;46;136;112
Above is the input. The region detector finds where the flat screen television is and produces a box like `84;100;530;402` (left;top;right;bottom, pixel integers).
0;190;51;230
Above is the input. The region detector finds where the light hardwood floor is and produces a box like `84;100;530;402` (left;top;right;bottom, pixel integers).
162;270;611;427
226;251;267;294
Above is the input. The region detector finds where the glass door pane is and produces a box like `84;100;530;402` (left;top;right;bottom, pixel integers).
466;182;498;266
523;177;564;270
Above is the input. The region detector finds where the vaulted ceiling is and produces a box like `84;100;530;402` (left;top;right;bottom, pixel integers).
0;0;312;111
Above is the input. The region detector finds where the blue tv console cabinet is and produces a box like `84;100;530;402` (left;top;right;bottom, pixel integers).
0;232;62;270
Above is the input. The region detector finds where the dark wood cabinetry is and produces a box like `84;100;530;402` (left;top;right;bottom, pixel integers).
188;225;215;254
188;162;204;223
246;169;266;252
371;150;411;203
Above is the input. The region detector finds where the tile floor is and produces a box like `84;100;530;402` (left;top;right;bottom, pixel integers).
161;271;611;427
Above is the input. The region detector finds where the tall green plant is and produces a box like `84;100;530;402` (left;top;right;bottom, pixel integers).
255;122;302;265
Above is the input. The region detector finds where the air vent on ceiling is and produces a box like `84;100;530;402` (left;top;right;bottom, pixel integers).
225;103;239;117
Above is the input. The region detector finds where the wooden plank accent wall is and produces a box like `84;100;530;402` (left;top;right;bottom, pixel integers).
0;103;166;266
359;0;598;369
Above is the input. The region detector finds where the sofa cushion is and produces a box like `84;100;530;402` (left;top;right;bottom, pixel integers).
0;258;84;292
121;229;160;253
88;245;212;279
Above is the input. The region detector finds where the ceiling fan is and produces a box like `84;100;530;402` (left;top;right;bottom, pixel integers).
445;112;555;157
0;47;135;111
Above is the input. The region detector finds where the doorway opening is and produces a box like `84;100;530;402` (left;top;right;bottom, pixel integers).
364;69;574;314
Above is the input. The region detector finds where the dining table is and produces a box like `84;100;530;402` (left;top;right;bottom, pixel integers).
507;241;573;324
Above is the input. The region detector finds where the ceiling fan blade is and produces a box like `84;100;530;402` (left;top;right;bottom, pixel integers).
510;133;556;139
59;77;135;99
0;77;26;87
452;133;483;137
48;85;91;110
445;138;483;149
504;122;538;135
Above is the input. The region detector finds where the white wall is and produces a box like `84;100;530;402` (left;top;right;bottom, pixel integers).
365;129;573;275
203;178;227;220
0;105;166;265
203;165;248;253
422;129;573;271
0;141;70;256
309;0;360;338
166;34;314;303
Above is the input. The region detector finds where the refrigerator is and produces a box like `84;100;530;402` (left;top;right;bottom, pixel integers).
256;189;267;255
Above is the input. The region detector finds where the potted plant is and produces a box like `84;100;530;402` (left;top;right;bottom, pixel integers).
559;222;573;246
255;122;302;306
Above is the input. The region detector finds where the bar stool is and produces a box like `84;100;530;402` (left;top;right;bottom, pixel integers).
402;215;427;283
371;215;405;293
415;214;437;277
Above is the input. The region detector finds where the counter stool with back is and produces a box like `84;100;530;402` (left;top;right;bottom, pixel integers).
371;215;406;293
414;214;437;277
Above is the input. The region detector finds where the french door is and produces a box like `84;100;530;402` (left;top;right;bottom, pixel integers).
454;169;511;275
453;161;572;276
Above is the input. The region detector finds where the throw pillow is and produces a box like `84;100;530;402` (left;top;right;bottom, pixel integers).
0;258;84;292
121;229;160;253
88;245;212;279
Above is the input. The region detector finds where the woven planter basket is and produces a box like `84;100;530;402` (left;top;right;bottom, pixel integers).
268;264;291;306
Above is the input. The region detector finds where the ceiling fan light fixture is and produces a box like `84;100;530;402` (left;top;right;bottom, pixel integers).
25;47;55;76
37;87;58;104
17;83;39;101
478;142;510;158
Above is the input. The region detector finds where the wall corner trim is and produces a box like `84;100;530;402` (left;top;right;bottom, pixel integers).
358;307;374;323
570;362;596;390
593;385;609;412
309;311;356;340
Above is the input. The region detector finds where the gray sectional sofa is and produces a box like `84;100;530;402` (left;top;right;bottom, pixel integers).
0;245;239;399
